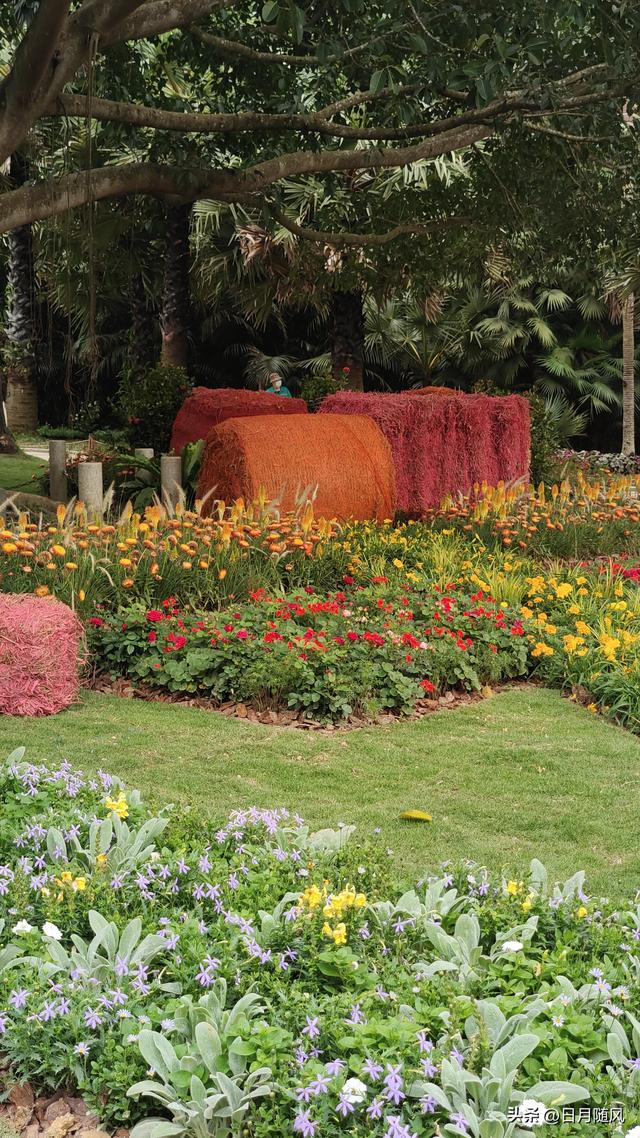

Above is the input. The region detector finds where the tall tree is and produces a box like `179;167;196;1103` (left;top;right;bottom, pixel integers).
621;293;635;456
330;290;364;390
4;152;37;432
160;203;192;369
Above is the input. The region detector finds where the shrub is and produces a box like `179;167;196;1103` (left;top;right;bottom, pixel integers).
0;749;639;1136
117;364;192;450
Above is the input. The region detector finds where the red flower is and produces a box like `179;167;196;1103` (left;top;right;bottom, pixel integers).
342;575;355;585
146;610;164;622
371;575;388;584
88;617;104;627
148;631;157;643
236;629;249;640
342;365;351;374
224;623;234;632
420;678;435;693
333;636;345;645
347;631;359;641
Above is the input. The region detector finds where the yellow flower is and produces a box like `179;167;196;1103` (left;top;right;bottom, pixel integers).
96;853;108;867
1;541;17;553
575;620;591;636
34;585;50;597
321;922;333;938
521;896;533;913
78;589;86;602
576;576;587;585
105;793;129;819
64;562;78;571
506;880;519;896
119;557;132;567
562;634;585;655
51;544;66;557
72;877;87;892
332;923;347;945
392;558;404;569
531;642;554;658
576;906;588;919
555;583;572;598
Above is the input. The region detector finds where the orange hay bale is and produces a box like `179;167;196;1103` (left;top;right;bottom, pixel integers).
197;414;396;521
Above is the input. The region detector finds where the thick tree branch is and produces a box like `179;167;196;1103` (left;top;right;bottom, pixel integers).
1;1;71;114
191;27;312;64
75;0;148;33
100;0;235;45
0;125;492;232
271;209;469;246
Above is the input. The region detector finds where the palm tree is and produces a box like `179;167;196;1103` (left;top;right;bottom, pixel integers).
621;293;635;455
4;153;37;433
160;204;192;370
330;290;365;389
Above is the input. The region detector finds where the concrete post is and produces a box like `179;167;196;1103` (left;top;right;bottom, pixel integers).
77;461;103;515
134;447;154;485
48;440;68;502
160;455;182;510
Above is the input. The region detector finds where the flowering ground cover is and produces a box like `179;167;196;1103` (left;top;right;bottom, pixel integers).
1;748;640;1138
3;687;640;897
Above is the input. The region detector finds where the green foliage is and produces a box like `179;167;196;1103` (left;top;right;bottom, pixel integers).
117;365;192;451
299;365;348;410
2;752;640;1136
527;392;563;487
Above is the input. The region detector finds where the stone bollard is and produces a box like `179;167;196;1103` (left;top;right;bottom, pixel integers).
134;447;154;485
77;461;103;516
160;455;182;510
48;440;68;502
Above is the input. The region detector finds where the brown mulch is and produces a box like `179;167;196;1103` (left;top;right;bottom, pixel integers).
0;1077;126;1138
85;672;517;733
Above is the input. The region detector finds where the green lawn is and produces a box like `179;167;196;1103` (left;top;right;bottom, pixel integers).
3;685;640;895
0;451;45;493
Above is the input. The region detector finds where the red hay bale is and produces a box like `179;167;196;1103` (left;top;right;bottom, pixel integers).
319;391;530;513
409;386;460;396
170;387;308;453
198;414;396;521
0;594;83;716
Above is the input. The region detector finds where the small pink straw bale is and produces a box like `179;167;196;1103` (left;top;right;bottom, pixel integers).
0;594;84;716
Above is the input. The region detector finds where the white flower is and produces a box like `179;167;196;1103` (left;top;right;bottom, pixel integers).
341;1078;368;1105
502;940;524;953
42;921;63;940
12;920;34;934
514;1099;547;1128
625;1128;640;1138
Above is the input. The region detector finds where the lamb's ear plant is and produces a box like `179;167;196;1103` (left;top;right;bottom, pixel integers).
527;858;586;902
369;872;467;929
41;911;169;983
127;985;273;1138
46;810;169;874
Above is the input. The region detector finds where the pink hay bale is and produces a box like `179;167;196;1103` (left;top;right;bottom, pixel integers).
319;390;530;513
170;386;308;453
0;594;83;716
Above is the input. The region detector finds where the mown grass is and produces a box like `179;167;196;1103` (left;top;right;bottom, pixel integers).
3;685;640;895
0;452;45;493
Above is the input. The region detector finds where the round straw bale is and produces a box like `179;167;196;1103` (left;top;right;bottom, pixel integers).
170;386;307;453
0;594;83;716
197;413;395;521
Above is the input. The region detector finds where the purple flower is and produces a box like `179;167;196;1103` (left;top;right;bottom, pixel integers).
293;1112;316;1137
450;1112;469;1133
367;1098;384;1120
9;989;29;1010
325;1058;345;1076
0;1014;7;1034
362;1058;383;1080
84;1007;102;1030
308;1075;330;1096
302;1016;320;1040
421;1094;437;1113
383;1063;405;1105
336;1093;354;1117
345;1002;366;1025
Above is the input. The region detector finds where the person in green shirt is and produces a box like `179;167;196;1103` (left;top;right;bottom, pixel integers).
265;372;292;397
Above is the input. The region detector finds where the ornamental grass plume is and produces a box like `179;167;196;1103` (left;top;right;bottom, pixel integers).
0;593;83;715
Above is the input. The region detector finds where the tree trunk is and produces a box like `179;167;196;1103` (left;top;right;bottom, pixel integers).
621;292;635;457
0;397;18;454
160;203;191;370
330;289;365;390
4;154;37;433
130;274;158;376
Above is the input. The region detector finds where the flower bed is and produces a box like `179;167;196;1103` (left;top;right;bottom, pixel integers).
87;583;530;721
1;751;640;1137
